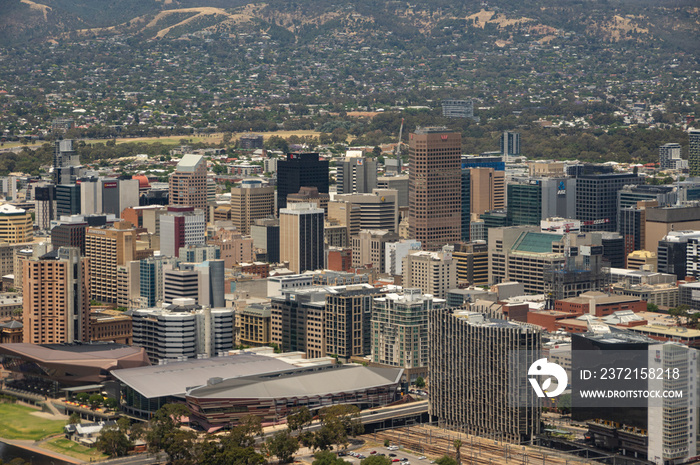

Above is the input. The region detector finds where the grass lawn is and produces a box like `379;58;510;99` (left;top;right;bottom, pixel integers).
0;403;66;440
42;437;108;461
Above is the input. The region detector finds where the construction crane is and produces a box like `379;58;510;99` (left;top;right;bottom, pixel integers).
394;117;404;161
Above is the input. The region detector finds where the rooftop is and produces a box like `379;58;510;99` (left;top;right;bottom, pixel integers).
176;154;205;172
513;232;563;253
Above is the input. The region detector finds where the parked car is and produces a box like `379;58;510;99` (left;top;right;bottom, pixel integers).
392;460;400;463
418;456;426;460
388;446;399;451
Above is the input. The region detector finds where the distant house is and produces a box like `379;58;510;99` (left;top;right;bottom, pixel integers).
64;421;117;446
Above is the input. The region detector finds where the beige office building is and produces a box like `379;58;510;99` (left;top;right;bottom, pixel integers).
23;247;90;344
85;221;153;304
280;203;324;273
351;229;399;271
402;247;457;299
470;167;506;216
236;302;272;347
230;180;275;235
0;205;33;244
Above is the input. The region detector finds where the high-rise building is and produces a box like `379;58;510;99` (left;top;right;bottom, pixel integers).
250;218;280;263
371;288;444;381
619;200;658;262
574;171;643;232
139;256;180;308
53;140;82;185
336;152;378;194
271;286;327;358
207;229;253;268
408;127;461;250
160;206;206;258
236;303;272;347
280;202;324;273
402;246;457;299
461;169;470;241
276;152;329;211
351;229;399;271
22;247;89;344
441;99;474;119
453;241;489;286
377;175;409;207
469;167;505;217
500;131;520;160
659;143;684;170
230;180;275;235
50;215;88;254
645;205;700;253
121;205;167;234
0;205;33;244
162;261;225;308
85;221;153;304
429;308;541;443
34;184;56;230
324;284;378;362
688;129;700;177
507;177;576;226
80;177;140;216
131;298;234;362
169;154;208;218
657;231;700;280
56;184;81;216
287;186;330;214
335;189;399;232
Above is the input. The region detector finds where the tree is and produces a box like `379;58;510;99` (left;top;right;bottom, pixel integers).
76;393;89;404
96;421;132;458
88;393;104;410
453;439;462;465
287;406;313;433
315;404;363;451
312;450;347;465
415;377;425;389
68;413;82;424
362;456;392;465
669;304;690;325
264;430;299;463
647;302;659;312
435;456;457;465
104;398;119;410
146;403;192;456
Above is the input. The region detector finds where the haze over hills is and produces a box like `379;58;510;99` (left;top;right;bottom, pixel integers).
1;0;698;54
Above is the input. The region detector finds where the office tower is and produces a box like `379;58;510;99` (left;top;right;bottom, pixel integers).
500;131;520;160
23;247;89;344
336;152;378;194
371;288;444;380
138;256;180;308
276;152;329;211
34;185;56;230
461;154;505;171
408;127;462;250
453;242;489;286
659;143;683;170
131;298;234;362
323;284;377;362
618;200;657;263
429;308;541;443
162;261;224;308
490;226;606;296
56;184;81;216
657;231;700;280
116;261;140;309
461;169;470;241
236;303;272;347
618;185;676;211
335;189;400;232
469;167;505;217
160;206;206;258
250;218;280;263
180;244;220;263
0;205;32;244
53;139;82;185
377;175;409;207
50;215;89;254
194;260;225;308
80;178;140;216
351;229;399;271
600;232;626;268
402;246;457;299
85;221;152;304
645;205;700;253
647;342;699;465
169;154;208;215
385;239;421;275
507;177;575;226
230;180;275;235
689;129;700;177
271;286;328;357
163;266;199;304
441;99;474;119
280;202;324;273
574;171;643;232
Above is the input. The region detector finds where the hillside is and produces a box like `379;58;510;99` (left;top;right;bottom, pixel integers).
0;0;698;54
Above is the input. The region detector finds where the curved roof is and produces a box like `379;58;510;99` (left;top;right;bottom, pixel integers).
132;175;150;189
